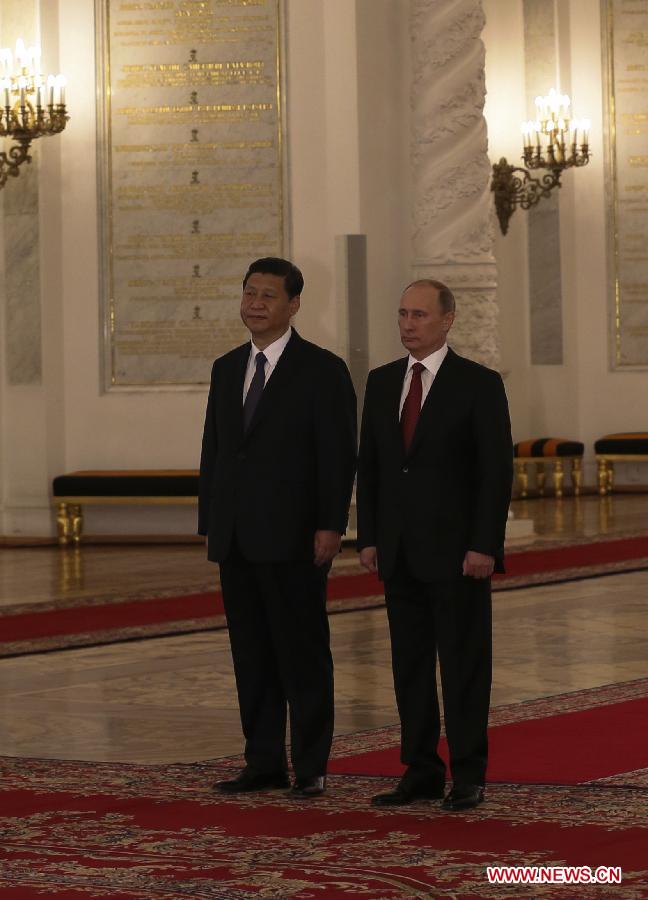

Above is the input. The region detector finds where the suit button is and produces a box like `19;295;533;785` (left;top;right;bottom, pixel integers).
402;466;408;473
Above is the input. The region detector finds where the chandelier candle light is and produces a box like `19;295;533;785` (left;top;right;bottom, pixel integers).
0;38;68;189
491;87;590;235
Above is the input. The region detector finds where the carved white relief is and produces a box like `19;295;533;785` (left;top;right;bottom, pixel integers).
412;263;497;289
410;0;499;368
451;291;500;366
411;1;486;73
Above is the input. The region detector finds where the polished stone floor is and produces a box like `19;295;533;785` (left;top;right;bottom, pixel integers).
0;494;646;764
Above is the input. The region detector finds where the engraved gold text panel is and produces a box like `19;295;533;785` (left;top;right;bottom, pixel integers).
604;0;648;369
97;0;283;387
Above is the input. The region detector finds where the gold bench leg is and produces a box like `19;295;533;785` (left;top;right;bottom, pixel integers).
597;458;608;496
515;461;528;498
70;505;84;545
536;463;546;496
606;461;615;495
553;459;564;498
572;458;582;497
56;502;72;546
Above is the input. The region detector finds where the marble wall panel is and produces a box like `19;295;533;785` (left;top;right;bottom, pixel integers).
336;234;368;408
528;194;563;365
523;0;564;366
1;0;42;386
4;208;42;386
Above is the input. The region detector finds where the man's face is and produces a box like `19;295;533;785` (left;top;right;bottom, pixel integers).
398;284;454;360
240;272;300;348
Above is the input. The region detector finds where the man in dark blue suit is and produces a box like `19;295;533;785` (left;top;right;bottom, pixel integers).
199;257;356;798
357;279;512;811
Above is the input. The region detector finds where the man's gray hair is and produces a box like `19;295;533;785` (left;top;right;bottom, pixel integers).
403;279;456;314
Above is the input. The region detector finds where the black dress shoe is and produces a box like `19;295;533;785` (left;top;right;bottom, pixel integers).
213;767;290;794
442;784;484;811
371;779;445;807
289;775;327;798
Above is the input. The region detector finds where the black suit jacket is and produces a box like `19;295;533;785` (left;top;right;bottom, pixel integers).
198;330;357;563
356;347;513;581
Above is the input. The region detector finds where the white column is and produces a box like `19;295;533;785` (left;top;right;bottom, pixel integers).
410;0;499;368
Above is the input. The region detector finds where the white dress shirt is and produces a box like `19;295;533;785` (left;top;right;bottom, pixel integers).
398;343;449;417
242;326;292;402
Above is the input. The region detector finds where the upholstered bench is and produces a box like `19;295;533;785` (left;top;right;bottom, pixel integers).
52;470;199;545
514;438;584;498
594;433;648;495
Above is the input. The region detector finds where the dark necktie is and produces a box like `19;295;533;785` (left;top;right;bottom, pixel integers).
243;351;267;431
401;362;424;453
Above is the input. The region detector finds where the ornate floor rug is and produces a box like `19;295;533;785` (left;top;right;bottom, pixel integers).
2;534;648;658
1;681;647;898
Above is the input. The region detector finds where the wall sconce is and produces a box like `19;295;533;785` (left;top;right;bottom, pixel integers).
491;88;590;235
0;38;69;189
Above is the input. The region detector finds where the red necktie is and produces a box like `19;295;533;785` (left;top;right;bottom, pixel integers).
401;362;424;453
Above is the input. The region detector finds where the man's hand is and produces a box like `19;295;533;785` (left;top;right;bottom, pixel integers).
359;546;378;573
462;550;495;579
314;530;342;566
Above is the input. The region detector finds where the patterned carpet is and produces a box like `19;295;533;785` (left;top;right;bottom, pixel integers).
2;534;648;658
1;681;647;898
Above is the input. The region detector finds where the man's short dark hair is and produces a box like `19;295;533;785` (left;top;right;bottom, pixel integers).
243;257;304;299
404;278;456;314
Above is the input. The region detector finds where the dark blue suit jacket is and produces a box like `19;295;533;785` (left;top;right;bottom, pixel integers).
357;347;513;581
199;330;357;563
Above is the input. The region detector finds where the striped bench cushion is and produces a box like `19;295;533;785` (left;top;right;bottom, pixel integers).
514;438;584;458
52;470;199;498
594;433;648;455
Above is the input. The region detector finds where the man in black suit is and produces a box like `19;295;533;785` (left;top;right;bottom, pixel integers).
357;279;512;811
199;257;356;798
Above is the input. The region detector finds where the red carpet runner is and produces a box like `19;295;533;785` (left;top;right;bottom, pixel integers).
329;687;648;784
1;680;646;898
2;534;648;657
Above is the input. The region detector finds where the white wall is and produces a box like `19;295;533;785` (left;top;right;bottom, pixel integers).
484;0;648;487
288;0;409;366
355;0;411;368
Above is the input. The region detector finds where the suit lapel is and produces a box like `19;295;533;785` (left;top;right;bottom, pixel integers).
387;358;409;458
227;344;249;444
406;347;456;458
243;330;303;439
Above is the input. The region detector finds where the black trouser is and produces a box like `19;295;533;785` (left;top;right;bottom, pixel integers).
384;552;492;787
219;544;333;780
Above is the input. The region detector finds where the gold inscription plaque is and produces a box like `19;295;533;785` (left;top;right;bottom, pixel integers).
97;0;284;387
604;0;648;368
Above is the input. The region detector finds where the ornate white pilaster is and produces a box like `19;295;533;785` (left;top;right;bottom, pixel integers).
410;0;499;368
